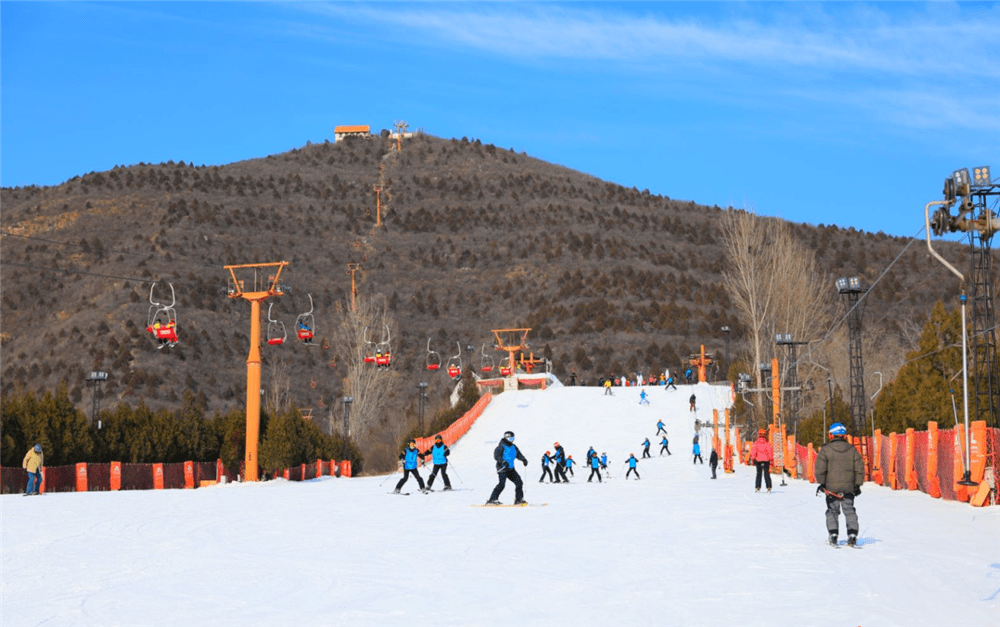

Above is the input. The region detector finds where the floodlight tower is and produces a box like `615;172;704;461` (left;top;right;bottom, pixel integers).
775;334;808;429
225;261;289;482
836;276;867;435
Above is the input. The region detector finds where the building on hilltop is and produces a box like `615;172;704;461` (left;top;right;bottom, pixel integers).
334;125;371;142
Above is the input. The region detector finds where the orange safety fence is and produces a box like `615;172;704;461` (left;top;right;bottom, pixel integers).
414;393;493;455
784;421;999;507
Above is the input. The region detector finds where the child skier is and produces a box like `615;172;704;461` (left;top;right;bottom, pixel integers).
587;452;603;483
600;452;609;475
422;434;452;491
642;438;651;458
659;436;671;456
656;420;667;436
540;451;555;483
625;454;640;480
692;441;704;464
665;376;677;390
394;439;427;494
486;430;528;505
639;390;649;405
565;455;575;477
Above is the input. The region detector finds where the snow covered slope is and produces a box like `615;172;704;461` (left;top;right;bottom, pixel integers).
2;382;998;627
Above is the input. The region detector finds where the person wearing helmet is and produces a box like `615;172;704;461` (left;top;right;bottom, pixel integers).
692;440;704;465
540;451;555;483
564;454;575;477
486;431;528;505
587;450;603;483
642;438;651;458
22;443;44;495
815;423;865;547
659;435;671;456
421;434;452;491
625;454;640;480
552;442;568;483
394;439;427;494
750;429;774;492
656;420;667;436
600;452;608;474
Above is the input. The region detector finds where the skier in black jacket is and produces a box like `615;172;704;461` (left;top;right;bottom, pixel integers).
540;451;555;483
552;442;568;483
486;431;528;505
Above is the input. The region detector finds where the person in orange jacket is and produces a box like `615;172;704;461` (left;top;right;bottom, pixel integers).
750;429;774;493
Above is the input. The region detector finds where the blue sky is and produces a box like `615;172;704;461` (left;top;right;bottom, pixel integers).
2;2;997;237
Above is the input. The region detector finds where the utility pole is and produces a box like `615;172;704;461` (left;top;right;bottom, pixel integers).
346;263;361;312
373;185;383;228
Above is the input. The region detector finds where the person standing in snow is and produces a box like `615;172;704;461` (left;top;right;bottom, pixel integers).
625;454;640;480
692;441;704;464
22;443;43;495
642;438;652;458
486;430;528;505
815;423;865;547
565;455;576;477
540;451;555;483
659;436;671;456
394;439;427;494
665;376;677;390
587;452;603;483
422;434;452;491
750;429;774;493
709;446;719;479
689;393;697;412
600;452;609;473
553;442;568;483
685;368;693;383
604;378;613;396
639;390;649;405
656;420;667;436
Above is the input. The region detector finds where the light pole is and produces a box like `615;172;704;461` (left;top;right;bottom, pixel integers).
342;396;353;463
466;344;475;375
721;326;731;378
417;382;428;433
836;276;868;435
85;371;108;427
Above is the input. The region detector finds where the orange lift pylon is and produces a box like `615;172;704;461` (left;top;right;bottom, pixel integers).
393;120;408;151
225;261;289;482
373;185;383;227
346;263;361;311
491;328;531;376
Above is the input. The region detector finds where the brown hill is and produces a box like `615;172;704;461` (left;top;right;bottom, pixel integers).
0;132;967;447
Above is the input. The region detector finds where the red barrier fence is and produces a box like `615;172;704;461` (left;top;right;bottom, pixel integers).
413;393;493;454
1;456;354;495
775;421;999;506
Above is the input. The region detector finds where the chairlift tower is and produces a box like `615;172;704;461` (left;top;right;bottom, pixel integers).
225;261;289;482
492;328;532;376
346;263;361;312
929;166;999;429
836;276;867;435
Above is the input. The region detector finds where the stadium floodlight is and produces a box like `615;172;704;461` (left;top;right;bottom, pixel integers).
953;168;971;196
836;276;863;294
972;166;992;187
775;333;793;345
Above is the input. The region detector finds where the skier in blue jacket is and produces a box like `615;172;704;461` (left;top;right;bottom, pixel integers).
600;453;609;472
692;441;704;465
587;453;603;483
626;454;640;480
394;439;427;494
660;436;671;456
540;451;555;483
656;420;667;435
565;455;575;477
639;390;650;405
486;431;528;505
422;434;452;491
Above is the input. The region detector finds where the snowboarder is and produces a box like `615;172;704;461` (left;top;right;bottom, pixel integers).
540;451;555;483
689;393;696;412
659;436;671;456
625;454;640;480
642;438;651;458
656;420;667;436
709;446;719;479
665;376;677;390
22;443;43;495
422;434;452;491
750;429;774;493
565;455;576;477
395;439;426;494
815;423;865;547
587;452;603;483
486;431;528;505
553;442;568;483
692;441;703;464
639;390;649;405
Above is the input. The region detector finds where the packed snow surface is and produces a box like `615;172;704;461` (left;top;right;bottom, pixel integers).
3;382;998;626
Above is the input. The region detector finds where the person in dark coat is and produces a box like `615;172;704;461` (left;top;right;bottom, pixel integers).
486;431;528;505
642;438;651;458
689;393;697;412
709;447;719;479
815;423;866;547
540;451;555;483
552;442;568;483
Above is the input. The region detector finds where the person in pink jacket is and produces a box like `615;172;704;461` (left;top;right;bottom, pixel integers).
750;429;774;493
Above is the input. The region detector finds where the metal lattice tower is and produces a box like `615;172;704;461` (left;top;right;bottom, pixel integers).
968;194;999;428
837;277;867;434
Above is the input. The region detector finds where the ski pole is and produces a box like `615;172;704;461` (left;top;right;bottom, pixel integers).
379;463;403;487
447;461;463;484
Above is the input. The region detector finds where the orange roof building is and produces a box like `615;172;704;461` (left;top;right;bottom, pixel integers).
334;125;371;141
